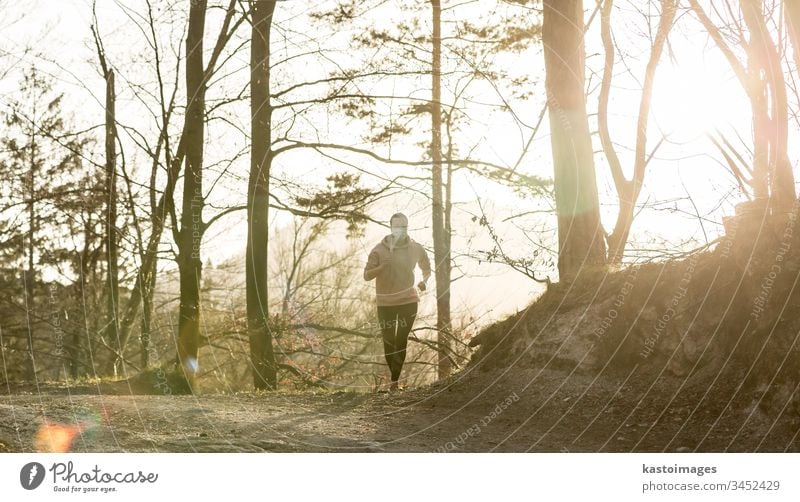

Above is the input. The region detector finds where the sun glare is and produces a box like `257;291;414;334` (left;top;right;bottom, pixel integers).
651;55;745;143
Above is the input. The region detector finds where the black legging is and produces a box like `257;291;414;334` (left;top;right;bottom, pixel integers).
377;302;418;382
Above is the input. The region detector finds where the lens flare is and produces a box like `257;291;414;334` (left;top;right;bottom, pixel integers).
185;356;198;374
34;420;91;453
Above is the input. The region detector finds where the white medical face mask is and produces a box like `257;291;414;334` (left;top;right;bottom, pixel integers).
391;227;407;239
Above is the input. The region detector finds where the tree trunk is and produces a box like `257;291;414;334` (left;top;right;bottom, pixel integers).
24;119;37;381
71;216;94;379
176;0;207;385
430;0;452;380
104;70;121;376
786;1;800;73
741;0;795;209
247;0;278;390
604;0;676;264
140;257;156;369
751;80;770;200
542;0;606;280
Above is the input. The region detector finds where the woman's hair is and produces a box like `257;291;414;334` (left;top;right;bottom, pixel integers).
389;212;408;227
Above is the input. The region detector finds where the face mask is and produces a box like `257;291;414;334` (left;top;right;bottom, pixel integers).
391;227;407;240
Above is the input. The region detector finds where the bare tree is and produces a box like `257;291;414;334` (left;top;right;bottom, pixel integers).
689;0;796;209
174;0;208;386
91;22;121;375
598;0;676;264
98;0;245;376
429;0;452;379
542;0;606;280
247;0;278;390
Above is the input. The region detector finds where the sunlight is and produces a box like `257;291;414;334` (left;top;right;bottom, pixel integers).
651;54;744;143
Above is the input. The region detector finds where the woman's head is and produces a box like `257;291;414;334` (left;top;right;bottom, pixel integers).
390;212;408;239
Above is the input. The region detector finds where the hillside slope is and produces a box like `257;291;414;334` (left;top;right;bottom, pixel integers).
443;202;800;450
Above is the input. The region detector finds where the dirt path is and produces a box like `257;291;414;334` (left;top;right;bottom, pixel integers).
2;367;799;452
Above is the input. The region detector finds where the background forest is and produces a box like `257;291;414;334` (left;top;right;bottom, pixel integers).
1;0;798;397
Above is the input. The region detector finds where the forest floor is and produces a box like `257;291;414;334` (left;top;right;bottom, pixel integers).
1;363;798;452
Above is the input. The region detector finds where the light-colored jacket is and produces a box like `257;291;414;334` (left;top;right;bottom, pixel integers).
363;234;431;306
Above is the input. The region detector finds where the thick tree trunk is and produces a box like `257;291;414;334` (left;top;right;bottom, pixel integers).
176;0;207;385
104;70;121;376
430;0;452;380
542;0;606;280
247;0;277;390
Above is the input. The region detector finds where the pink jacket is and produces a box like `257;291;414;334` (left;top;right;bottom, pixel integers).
363;234;431;306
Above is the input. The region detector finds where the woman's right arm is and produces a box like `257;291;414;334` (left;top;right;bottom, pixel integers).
363;249;383;281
